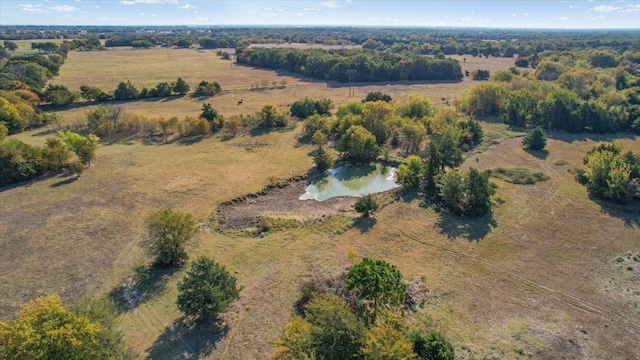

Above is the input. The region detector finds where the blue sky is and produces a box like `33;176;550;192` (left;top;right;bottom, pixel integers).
1;0;640;28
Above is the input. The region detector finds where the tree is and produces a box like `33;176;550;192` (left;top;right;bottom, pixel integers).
113;81;139;100
346;257;406;320
437;168;495;216
397;155;424;189
582;142;635;203
80;85;108;101
144;208;195;267
304;293;366;360
472;69;490;80
176;256;241;320
58;131;99;166
259;104;288;127
200;103;223;131
272;316;315;360
195;80;221;96
362;100;395;145
0;295;114;360
173;77;190;95
412;331;455;360
364;91;392;103
354;194;380;217
362;321;414;360
43;84;77;107
312;146;334;172
522;126;546;151
0;122;7;143
3;40;18;52
337;125;380;162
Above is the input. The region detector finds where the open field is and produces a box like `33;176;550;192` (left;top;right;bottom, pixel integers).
2;46;640;359
48;46;516;124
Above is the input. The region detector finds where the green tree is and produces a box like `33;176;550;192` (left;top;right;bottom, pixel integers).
583;143;633;203
399;122;427;154
460;82;508;117
354;194;380;217
43;137;71;171
79;85;108;101
0;295;108;360
312;147;334;172
362;100;395;145
364;91;392;103
396;94;433;119
172;77;190;95
200;103;223;131
0;122;7;142
437;168;495;216
113;81;139;100
43;84;77;107
3;40;18;52
411;331;454;360
397;155;424;189
362;321;414;360
176;256;241;320
337;125;380;162
259;104;288;128
346;257;406;320
522;126;547;151
273;316;316;360
144;208;195;267
58;131;99;166
304;293;366;360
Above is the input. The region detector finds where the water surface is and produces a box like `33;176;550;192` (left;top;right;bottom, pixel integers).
299;163;398;201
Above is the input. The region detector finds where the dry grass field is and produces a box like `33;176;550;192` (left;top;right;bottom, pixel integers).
2;46;639;359
48;46;516;123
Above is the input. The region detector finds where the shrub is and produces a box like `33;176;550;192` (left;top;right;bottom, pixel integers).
144;208;195;267
412;331;455;360
176;256;241;320
353;194;380;217
522;126;547;151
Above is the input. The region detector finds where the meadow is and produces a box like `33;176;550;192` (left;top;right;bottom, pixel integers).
1;45;639;359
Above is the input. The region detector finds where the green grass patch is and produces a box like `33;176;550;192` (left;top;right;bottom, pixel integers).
487;167;550;185
554;159;569;166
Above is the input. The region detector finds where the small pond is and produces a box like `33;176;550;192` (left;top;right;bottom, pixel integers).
299;163;399;201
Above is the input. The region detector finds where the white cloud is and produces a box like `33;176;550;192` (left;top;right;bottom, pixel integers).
121;0;179;5
320;1;338;8
179;4;195;9
19;4;48;13
552;16;569;21
50;5;79;12
297;12;305;17
621;4;640;12
590;5;619;12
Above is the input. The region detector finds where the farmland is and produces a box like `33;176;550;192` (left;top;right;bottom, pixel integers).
2;41;640;360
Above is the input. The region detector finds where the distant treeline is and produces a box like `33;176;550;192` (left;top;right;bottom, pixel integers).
237;47;463;83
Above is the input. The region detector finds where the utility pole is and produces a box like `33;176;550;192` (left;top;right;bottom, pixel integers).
347;69;356;97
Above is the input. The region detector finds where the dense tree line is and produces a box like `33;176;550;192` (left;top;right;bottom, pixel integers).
0;131;97;186
459;54;640;134
237;47;463;82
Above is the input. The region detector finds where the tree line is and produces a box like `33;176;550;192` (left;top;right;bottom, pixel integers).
458;55;640;134
237;47;463;83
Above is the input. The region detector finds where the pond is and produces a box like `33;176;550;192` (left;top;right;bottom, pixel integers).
299;163;399;201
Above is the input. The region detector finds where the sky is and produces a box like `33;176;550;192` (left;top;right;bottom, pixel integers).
1;0;640;29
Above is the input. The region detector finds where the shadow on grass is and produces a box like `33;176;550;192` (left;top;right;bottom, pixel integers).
146;317;227;360
49;176;78;188
547;131;637;144
591;196;640;229
435;211;497;242
525;148;549;159
31;127;58;137
354;216;377;233
172;135;208;146
108;265;180;311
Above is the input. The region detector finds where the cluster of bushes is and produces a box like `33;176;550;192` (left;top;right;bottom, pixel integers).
249;79;287;91
0;130;98;186
459;52;640;134
273;257;454;360
577;141;640;204
237;47;463;83
0;89;59;134
76;77;221;104
0;295;136;359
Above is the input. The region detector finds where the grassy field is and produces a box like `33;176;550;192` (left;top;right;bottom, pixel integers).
47;46;516;124
2;47;640;359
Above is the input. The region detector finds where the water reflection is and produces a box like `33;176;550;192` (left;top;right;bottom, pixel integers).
299;164;398;201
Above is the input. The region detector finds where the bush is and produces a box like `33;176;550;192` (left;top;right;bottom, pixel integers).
353;194;380;217
259;104;288;128
176;256;241;320
144;208;195;267
364;91;392;103
522;126;546;150
412;331;455;360
312;147;333;172
437;168;495;216
487;167;549;185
